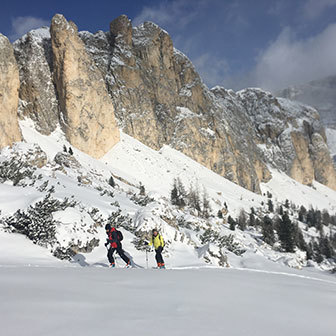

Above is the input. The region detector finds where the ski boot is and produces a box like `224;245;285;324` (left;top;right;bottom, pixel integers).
109;263;115;268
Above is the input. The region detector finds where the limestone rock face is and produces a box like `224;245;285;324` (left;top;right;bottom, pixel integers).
310;133;336;190
13;27;59;135
50;14;119;158
0;34;22;149
81;17;266;192
79;15;336;192
237;89;336;190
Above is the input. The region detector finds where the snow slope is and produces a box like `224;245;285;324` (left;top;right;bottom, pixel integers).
0;119;334;272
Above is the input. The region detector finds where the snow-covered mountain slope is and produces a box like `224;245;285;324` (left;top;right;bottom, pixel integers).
0;118;335;273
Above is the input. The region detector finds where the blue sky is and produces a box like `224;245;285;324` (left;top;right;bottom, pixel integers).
2;0;336;91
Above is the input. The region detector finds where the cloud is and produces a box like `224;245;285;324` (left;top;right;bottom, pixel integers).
10;16;50;41
303;0;336;20
193;53;230;88
252;23;336;91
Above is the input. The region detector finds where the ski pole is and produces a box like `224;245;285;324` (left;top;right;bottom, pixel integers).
146;248;148;269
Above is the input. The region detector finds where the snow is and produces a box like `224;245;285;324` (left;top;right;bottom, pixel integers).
14;26;50;44
0;265;335;336
0;231;64;267
261;169;336;212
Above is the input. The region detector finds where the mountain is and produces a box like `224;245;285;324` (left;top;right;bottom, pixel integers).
277;75;336;129
0;14;336;274
4;13;335;193
277;75;336;164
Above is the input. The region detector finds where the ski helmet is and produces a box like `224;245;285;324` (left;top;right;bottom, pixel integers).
105;224;111;231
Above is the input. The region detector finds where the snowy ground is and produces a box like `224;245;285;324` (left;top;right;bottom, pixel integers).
1;229;336;336
1;265;335;336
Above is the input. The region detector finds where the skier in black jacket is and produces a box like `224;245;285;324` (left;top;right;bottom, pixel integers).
105;224;130;268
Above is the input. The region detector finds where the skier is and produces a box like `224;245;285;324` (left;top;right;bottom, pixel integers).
145;228;165;269
105;224;130;268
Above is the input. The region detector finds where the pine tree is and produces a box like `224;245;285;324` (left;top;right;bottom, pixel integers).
278;205;284;216
298;205;307;222
228;216;236;231
249;213;255;227
187;183;201;212
171;181;179;205
277;213;295;252
284;199;290;209
322;210;330;226
68;147;73;155
139;182;145;196
293;222;306;251
313;241;324;263
108;176;115;188
262;216;275;245
217;210;223;219
170;178;186;208
267;199;274;213
63;145;67;153
319;237;334;259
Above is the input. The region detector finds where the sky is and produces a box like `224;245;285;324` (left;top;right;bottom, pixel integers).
1;0;336;92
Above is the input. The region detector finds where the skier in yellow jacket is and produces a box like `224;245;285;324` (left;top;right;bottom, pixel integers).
146;228;165;269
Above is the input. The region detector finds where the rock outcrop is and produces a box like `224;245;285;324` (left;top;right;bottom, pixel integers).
0;34;22;149
50;14;119;158
236;89;336;190
13;27;59;135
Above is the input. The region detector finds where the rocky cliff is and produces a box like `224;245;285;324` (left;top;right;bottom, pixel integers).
50;14;119;158
277;75;336;129
0;34;22;148
1;14;336;192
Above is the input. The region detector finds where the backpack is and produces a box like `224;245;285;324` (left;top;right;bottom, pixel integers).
116;230;123;242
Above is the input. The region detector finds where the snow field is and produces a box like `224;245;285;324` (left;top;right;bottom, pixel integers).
0;266;335;336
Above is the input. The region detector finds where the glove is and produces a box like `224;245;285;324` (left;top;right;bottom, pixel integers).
104;242;108;247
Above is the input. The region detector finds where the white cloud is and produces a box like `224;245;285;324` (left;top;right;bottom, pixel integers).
251;23;336;91
303;0;336;20
10;16;50;41
193;53;230;88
